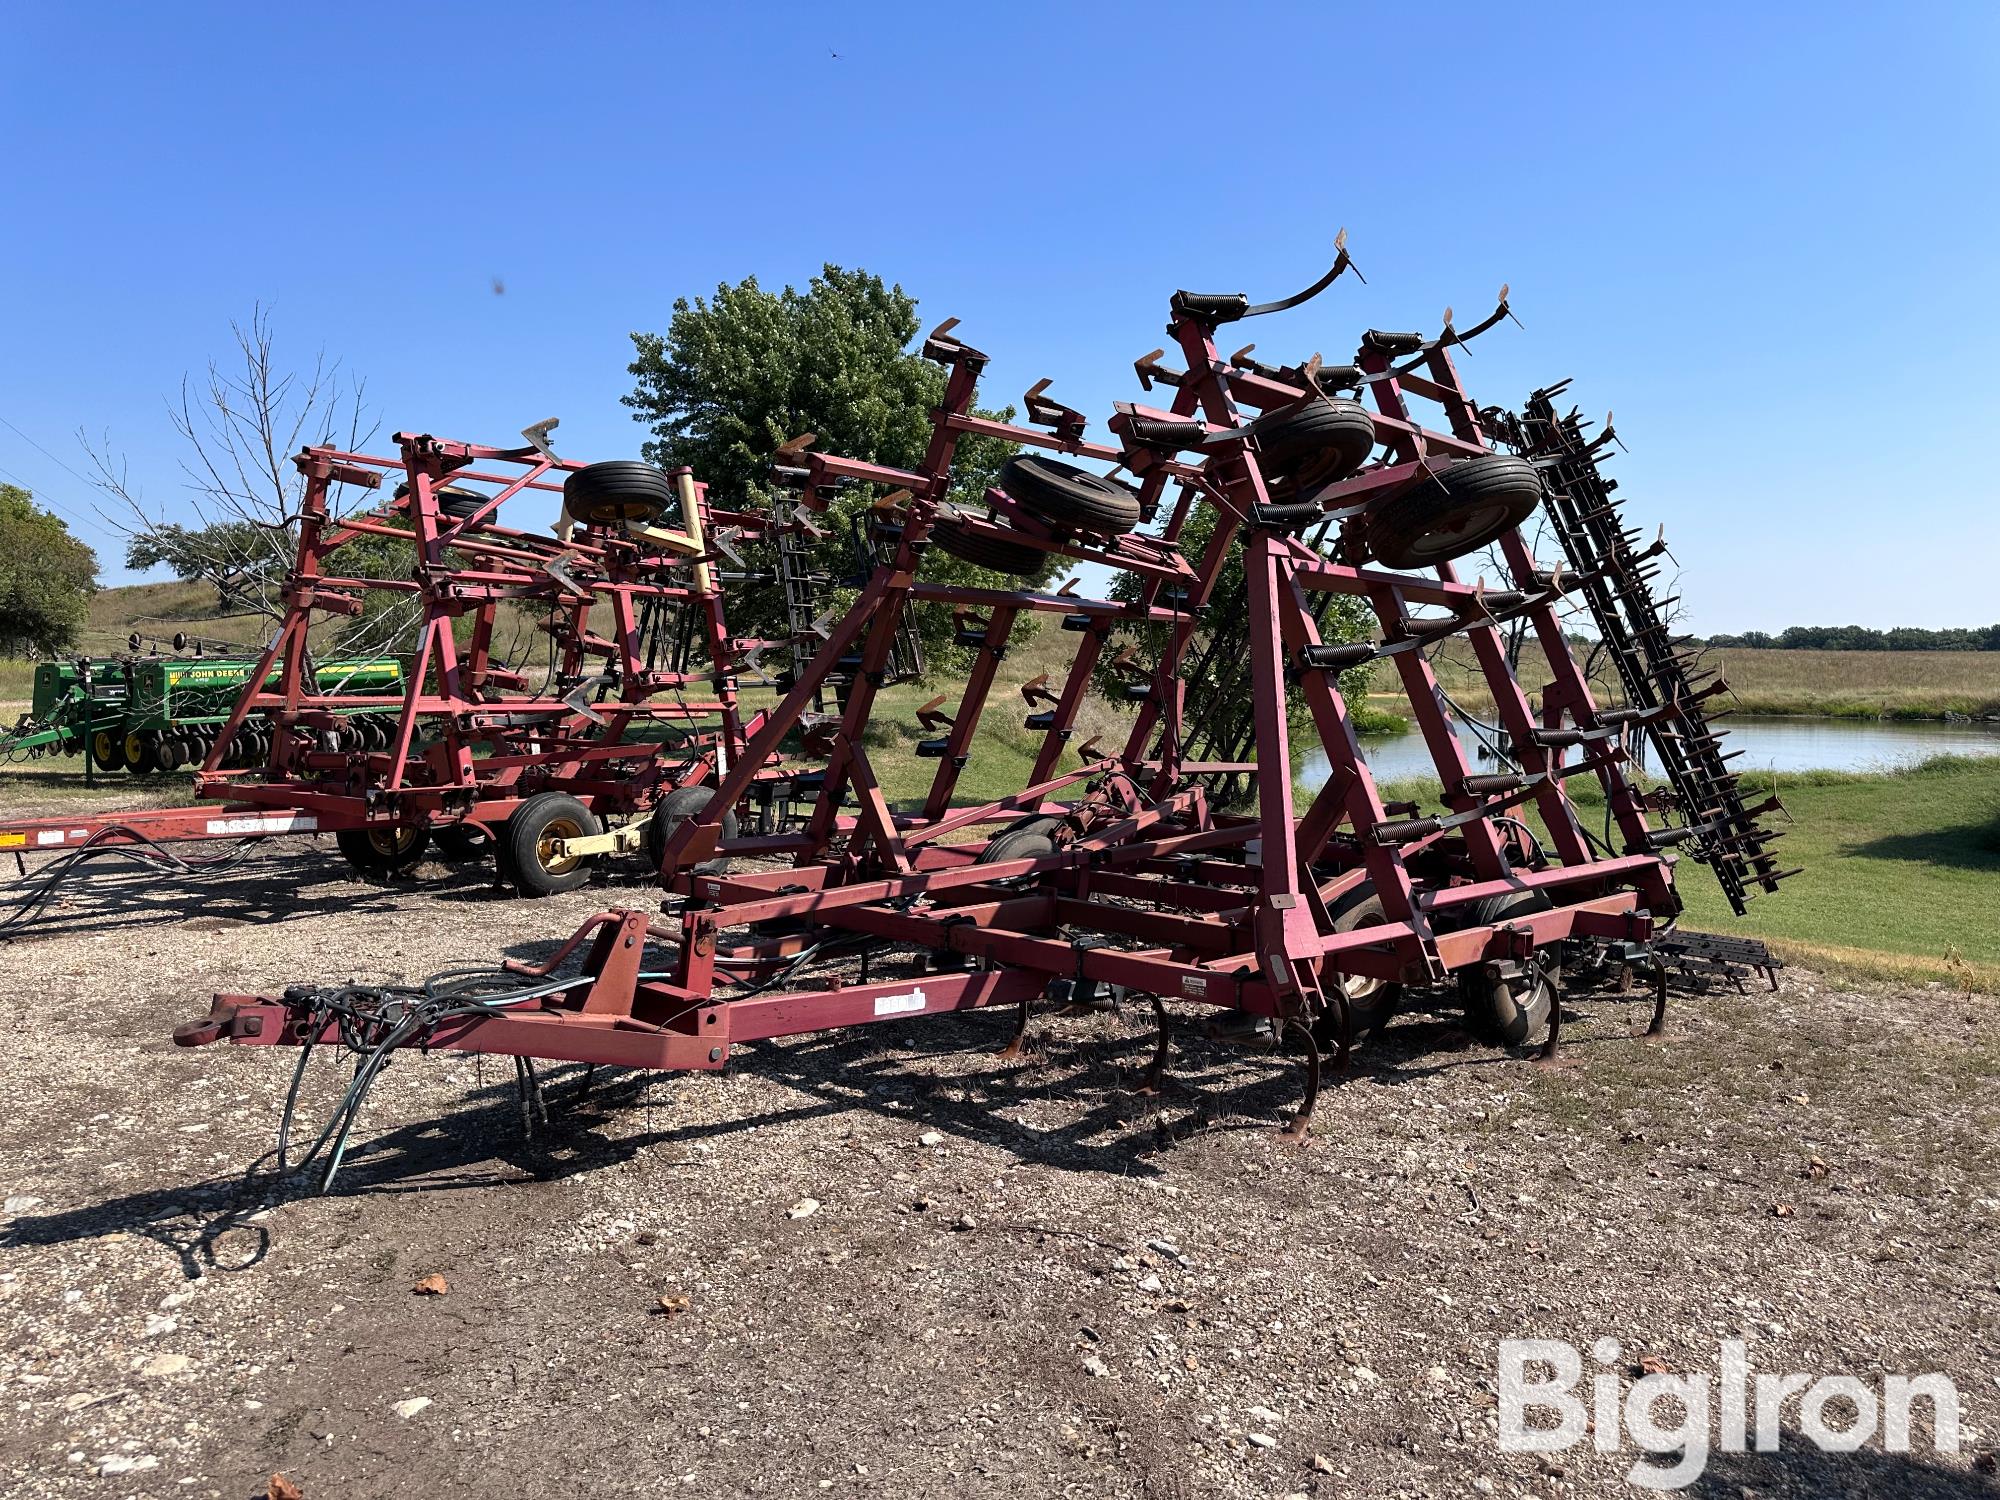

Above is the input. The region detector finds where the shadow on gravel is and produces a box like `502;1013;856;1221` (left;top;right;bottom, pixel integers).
0;848;507;941
2;970;1687;1271
1687;1440;1994;1498
2;1065;674;1279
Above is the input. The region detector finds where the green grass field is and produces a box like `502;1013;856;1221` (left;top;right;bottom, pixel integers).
1672;756;2000;989
1361;756;2000;991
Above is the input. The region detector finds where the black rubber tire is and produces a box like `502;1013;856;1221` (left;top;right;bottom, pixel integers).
436;485;486;521
122;731;158;776
89;729;122;773
1316;884;1404;1047
432;822;493;861
335;824;431;877
563;461;672;525
1362;455;1542;569
1255;399;1377;498
999;455;1141;537
504;792;601;897
929;516;1046;576
393;481;486;522
976;814;1062;866
644;785;741;876
1457;889;1562;1046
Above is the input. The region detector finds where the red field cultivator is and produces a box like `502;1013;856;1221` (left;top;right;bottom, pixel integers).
177;248;1779;1187
1;427;802;899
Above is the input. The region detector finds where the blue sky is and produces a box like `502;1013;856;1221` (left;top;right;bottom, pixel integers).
3;2;1994;632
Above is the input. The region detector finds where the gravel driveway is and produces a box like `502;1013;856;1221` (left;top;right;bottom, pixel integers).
0;843;1993;1498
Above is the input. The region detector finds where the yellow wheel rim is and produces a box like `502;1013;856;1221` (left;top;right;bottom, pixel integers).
124;733;145;761
94;731;116;761
536;815;584;876
366;827;419;860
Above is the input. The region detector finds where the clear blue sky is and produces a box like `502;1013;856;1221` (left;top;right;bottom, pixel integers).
4;2;1994;632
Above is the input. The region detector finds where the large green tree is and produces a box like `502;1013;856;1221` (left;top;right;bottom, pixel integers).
0;484;99;657
626;265;1054;669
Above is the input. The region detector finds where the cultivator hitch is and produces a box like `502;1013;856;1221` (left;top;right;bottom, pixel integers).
176;240;1792;1187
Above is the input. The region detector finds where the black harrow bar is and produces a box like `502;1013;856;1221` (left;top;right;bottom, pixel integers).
1503;384;1797;915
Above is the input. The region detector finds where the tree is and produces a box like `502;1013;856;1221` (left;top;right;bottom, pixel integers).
0;484;98;657
626;265;1052;667
89;305;377;626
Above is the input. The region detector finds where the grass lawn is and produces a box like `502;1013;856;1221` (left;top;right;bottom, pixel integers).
1356;756;2000;991
1673;756;2000;989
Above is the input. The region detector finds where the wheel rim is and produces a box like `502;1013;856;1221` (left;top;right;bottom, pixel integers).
367;828;419;860
94;731;115;761
1336;911;1389;1003
124;734;145;762
535;815;585;875
1403;500;1513;562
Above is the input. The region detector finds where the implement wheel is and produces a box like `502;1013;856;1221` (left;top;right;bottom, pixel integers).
644;785;740;877
1256;398;1377;498
1362;455;1542;569
89;729;121;773
335;825;431;878
976;814;1062;866
121;731;158;776
929;515;1046;577
563;461;673;526
1315;884;1404;1049
504;792;601;897
999;455;1141;537
1458;890;1561;1046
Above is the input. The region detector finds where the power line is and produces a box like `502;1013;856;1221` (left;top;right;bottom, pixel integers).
0;413;102;492
0;450;97;531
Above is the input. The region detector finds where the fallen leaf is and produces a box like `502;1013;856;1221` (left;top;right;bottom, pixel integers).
268;1475;304;1500
1771;1202;1795;1218
1806;1157;1829;1180
655;1294;691;1318
788;1197;820;1220
1639;1354;1673;1376
412;1274;450;1296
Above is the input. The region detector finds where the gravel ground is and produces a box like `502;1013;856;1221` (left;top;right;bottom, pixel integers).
0;841;1995;1499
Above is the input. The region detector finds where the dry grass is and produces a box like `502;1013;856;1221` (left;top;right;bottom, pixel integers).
1702;646;2000;719
1400;641;2000;723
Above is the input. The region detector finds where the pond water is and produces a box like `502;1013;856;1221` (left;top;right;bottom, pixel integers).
1300;714;2000;786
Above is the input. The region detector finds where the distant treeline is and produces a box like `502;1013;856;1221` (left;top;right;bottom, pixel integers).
1702;625;2000;652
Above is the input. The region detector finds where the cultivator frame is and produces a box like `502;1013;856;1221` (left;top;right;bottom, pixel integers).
1;429;790;884
183;248;1708;1162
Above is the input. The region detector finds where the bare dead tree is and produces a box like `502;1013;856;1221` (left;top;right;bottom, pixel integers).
83;305;378;628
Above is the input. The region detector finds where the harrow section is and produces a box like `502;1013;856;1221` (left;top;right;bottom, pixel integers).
1503;388;1795;913
173;245;1764;1187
